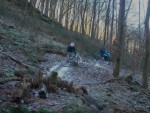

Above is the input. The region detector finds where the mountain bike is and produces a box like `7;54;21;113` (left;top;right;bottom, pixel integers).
61;53;86;68
96;56;113;66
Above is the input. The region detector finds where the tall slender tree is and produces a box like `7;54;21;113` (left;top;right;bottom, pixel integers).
91;0;97;39
142;0;150;89
113;0;126;77
103;0;111;46
110;0;115;46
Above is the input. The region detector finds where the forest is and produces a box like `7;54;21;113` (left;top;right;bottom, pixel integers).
0;0;150;113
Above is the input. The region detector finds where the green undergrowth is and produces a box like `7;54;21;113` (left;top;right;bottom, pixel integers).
62;103;87;113
0;105;88;113
0;107;58;113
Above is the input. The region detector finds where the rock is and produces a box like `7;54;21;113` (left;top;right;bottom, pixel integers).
125;75;133;83
38;83;48;99
14;70;24;79
39;91;47;99
11;97;24;104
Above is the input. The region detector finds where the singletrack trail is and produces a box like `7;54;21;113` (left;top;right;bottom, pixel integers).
37;53;150;113
39;53;114;86
39;53;144;87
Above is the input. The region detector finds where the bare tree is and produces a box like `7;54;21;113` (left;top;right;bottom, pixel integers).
142;0;150;89
59;0;64;23
95;1;105;40
40;0;46;14
110;0;115;46
45;0;50;16
103;0;111;46
70;0;77;31
80;0;88;35
30;0;37;8
113;0;126;77
91;0;97;39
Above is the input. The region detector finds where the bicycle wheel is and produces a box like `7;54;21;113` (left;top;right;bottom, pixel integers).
61;59;71;67
77;57;86;68
75;53;86;68
108;61;113;66
100;57;105;63
78;61;86;68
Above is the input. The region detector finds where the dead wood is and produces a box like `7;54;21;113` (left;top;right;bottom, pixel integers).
0;77;21;84
0;52;35;71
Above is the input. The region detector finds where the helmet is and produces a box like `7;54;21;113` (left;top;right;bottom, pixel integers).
70;42;75;47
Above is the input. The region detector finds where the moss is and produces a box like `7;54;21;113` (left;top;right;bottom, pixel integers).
9;106;30;113
62;103;87;113
49;71;58;85
38;109;58;113
4;107;58;113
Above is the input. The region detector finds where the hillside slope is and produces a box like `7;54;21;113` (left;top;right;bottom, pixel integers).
0;0;150;113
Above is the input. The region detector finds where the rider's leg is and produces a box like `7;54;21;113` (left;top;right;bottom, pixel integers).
103;55;107;61
67;52;72;58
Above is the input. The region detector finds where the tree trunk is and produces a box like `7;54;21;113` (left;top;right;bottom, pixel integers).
90;0;97;39
45;0;50;16
142;0;150;89
113;0;126;78
59;0;64;24
84;13;88;35
96;2;104;40
65;1;70;29
80;0;87;35
103;0;111;46
30;0;37;8
40;0;45;14
70;0;76;31
52;0;58;20
138;0;141;49
110;0;115;46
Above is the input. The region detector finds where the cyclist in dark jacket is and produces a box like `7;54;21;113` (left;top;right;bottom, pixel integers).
67;42;76;53
66;42;76;58
100;48;105;58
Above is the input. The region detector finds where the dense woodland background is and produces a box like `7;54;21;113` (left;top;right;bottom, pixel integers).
0;0;150;112
15;0;150;88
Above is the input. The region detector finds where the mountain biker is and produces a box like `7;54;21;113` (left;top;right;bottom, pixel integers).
99;48;105;59
66;42;76;58
98;48;110;63
103;49;110;62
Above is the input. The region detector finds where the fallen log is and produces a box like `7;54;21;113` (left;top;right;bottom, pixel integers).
0;77;21;84
0;52;36;71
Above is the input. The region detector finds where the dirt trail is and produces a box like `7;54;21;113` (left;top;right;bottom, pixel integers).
40;53;114;85
39;53;150;113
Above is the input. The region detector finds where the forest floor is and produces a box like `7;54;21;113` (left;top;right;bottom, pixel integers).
0;0;150;113
1;51;150;113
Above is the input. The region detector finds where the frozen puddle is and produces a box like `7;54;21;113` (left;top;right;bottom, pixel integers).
49;64;60;72
49;64;72;81
58;67;69;78
58;67;73;82
95;63;105;68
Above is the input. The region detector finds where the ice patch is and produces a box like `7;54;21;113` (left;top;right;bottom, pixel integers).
95;63;104;68
49;64;60;72
49;64;71;81
58;67;69;78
